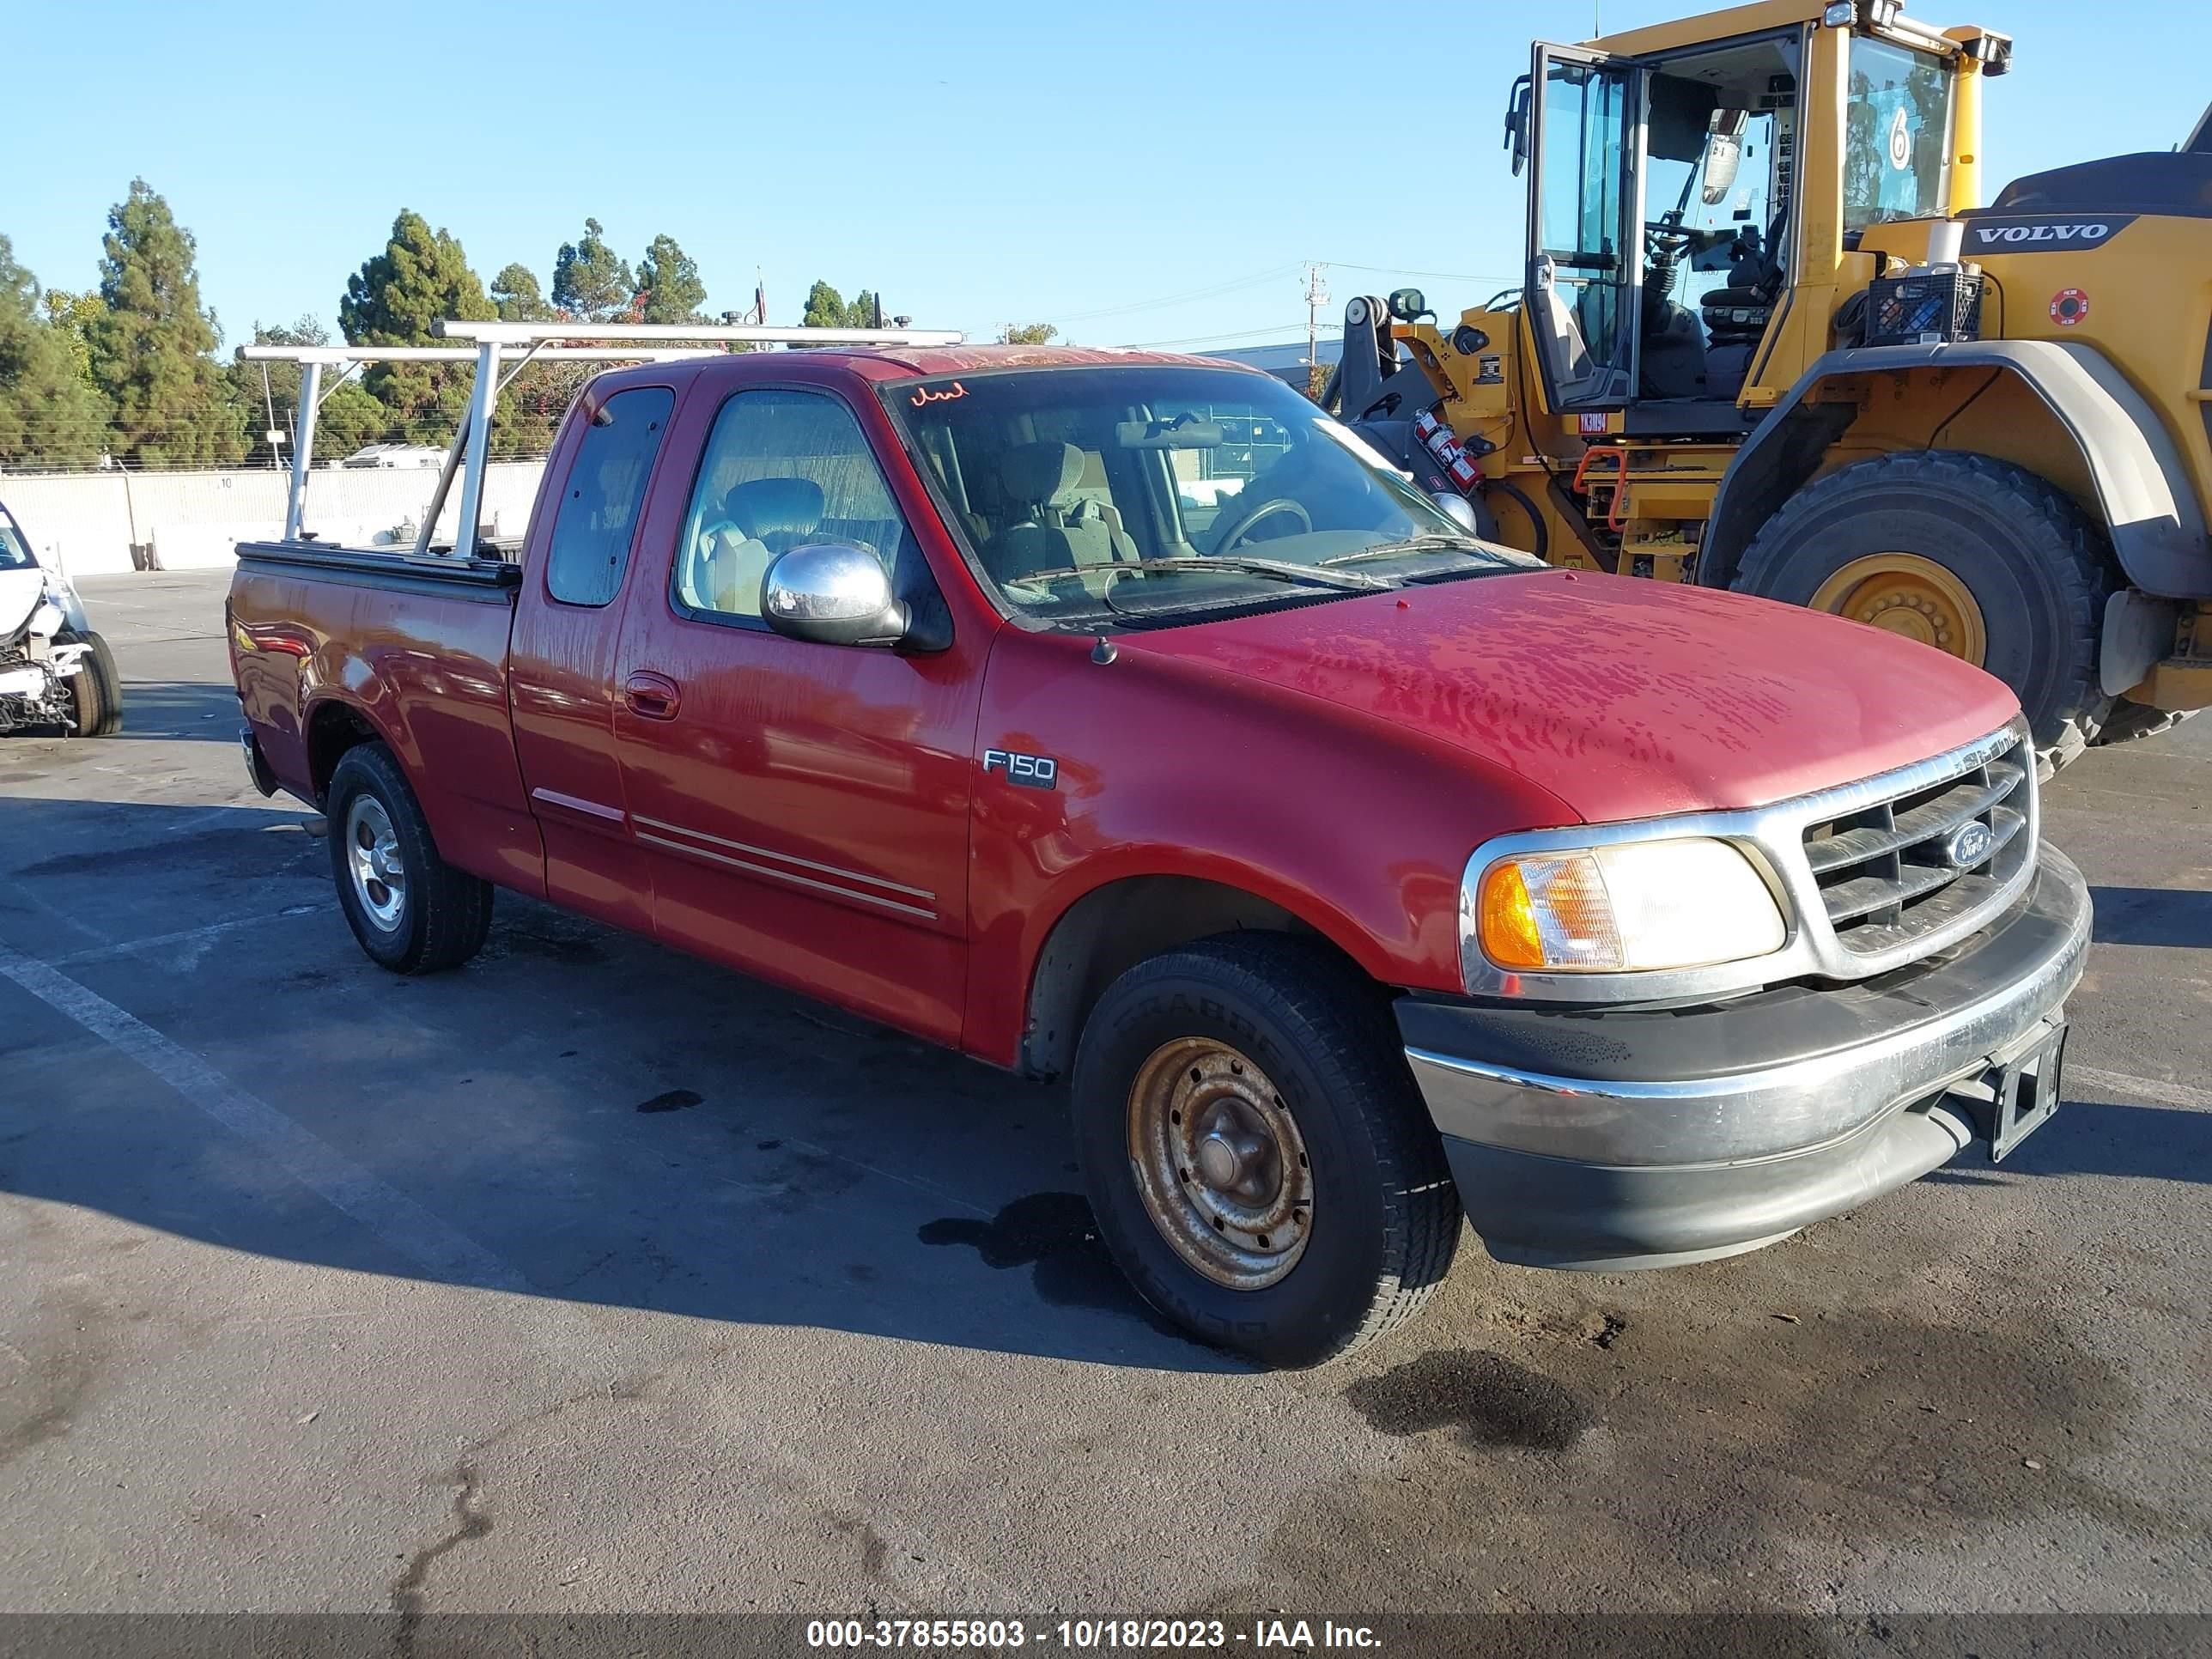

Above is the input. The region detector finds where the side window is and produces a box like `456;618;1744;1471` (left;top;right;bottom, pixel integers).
673;388;920;626
544;386;675;607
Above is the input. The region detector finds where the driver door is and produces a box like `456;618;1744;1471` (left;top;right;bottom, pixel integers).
1523;41;1642;410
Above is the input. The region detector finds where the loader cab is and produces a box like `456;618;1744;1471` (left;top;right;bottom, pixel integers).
1512;11;1965;436
1516;27;1811;434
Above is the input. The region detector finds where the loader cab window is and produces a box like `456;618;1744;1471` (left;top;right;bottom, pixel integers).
1843;39;1952;231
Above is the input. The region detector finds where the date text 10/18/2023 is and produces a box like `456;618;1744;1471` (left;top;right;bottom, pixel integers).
805;1619;1382;1650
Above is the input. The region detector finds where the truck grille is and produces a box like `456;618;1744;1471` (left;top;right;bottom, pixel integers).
1802;731;2033;957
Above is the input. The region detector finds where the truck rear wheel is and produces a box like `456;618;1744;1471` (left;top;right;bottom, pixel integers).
325;743;493;975
1731;451;2112;769
1070;933;1460;1368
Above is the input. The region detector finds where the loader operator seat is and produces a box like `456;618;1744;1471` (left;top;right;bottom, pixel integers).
987;441;1136;584
687;476;825;618
1700;214;1787;402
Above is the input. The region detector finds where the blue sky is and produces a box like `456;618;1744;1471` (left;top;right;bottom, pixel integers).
6;0;2203;352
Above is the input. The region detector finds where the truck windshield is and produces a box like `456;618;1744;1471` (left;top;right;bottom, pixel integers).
1844;38;1952;231
885;366;1528;625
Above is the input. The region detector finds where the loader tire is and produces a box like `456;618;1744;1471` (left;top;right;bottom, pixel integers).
1731;451;2113;771
2094;703;2196;748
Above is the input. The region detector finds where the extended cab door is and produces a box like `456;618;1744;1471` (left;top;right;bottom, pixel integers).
507;381;679;933
608;382;983;1044
1523;40;1642;410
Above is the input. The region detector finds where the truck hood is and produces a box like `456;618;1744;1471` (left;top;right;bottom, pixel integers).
1125;569;2021;821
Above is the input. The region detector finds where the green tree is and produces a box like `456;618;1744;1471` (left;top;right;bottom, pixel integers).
799;279;848;330
998;322;1057;345
490;262;552;323
339;210;495;444
551;218;634;321
800;280;885;331
633;234;707;325
88;179;245;466
222;316;390;468
0;237;111;468
41;288;106;387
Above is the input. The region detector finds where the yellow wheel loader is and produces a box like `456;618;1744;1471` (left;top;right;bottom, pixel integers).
1332;0;2211;769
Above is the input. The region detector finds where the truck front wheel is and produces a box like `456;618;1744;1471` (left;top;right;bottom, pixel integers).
325;743;493;975
1070;934;1461;1367
1730;451;2112;769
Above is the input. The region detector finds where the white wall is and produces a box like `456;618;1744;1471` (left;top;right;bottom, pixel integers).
1;462;550;576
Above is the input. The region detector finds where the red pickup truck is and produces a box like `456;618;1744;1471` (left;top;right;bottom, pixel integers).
229;343;2087;1365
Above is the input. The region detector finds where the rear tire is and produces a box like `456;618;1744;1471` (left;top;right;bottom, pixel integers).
1730;451;2113;769
325;743;493;975
1070;933;1461;1368
63;630;122;738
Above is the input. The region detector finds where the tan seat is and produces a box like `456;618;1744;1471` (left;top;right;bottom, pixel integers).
988;441;1134;582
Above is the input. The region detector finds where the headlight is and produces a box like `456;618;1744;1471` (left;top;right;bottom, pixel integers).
1473;837;1785;974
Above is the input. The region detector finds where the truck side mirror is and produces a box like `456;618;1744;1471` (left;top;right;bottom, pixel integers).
762;543;911;648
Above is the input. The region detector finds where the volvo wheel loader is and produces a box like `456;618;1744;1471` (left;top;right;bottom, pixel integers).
1330;0;2212;769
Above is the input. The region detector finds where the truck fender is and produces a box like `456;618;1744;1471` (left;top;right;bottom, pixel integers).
301;682;419;806
1702;341;2211;601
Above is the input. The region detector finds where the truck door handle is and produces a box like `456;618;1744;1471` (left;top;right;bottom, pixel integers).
623;671;682;720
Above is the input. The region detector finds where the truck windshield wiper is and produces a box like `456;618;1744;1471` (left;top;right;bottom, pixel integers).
1009;556;1394;594
1320;536;1488;568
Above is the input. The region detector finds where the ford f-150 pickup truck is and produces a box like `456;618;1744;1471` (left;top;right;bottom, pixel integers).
228;337;2088;1365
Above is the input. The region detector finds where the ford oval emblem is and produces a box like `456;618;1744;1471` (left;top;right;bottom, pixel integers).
1945;821;1996;868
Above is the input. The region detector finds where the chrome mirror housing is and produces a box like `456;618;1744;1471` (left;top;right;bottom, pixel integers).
762;544;908;648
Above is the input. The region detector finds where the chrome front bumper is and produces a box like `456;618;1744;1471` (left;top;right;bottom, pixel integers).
1398;848;2091;1269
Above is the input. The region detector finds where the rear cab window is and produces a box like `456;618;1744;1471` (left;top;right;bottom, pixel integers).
544;386;676;606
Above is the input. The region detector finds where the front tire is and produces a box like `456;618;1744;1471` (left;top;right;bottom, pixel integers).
1730;451;2113;769
325;743;493;975
63;630;122;738
1071;934;1460;1368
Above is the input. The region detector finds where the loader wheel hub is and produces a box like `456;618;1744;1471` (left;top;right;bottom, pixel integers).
1809;554;1987;667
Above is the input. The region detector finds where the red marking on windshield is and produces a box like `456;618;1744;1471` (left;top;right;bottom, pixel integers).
910;381;969;407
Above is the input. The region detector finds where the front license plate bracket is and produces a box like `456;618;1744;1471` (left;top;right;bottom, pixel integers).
1987;1023;2067;1164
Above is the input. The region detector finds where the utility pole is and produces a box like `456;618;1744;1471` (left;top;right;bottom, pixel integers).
1304;263;1329;378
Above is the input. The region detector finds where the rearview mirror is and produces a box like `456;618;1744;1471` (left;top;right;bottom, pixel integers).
763;543;909;648
1115;417;1224;450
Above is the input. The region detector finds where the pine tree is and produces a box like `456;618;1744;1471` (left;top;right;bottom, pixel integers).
339;210;495;444
800;279;849;330
0;238;111;468
633;234;707;325
490;263;551;323
88;179;245;465
550;219;634;321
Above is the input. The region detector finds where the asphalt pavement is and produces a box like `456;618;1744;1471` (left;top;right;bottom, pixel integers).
1;571;2206;1634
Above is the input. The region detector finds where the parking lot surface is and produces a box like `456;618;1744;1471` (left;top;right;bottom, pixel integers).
3;571;2208;1622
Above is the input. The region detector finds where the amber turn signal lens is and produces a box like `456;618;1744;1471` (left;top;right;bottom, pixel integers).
1478;861;1547;969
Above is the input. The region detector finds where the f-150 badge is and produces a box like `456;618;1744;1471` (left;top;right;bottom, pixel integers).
982;749;1058;790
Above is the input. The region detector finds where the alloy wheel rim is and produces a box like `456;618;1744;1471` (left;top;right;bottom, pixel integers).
1808;552;1989;666
345;795;407;931
1125;1036;1314;1290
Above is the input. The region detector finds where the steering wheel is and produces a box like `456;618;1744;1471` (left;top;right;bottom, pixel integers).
1216;497;1312;553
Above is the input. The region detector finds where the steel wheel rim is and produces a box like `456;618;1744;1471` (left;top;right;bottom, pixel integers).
344;795;407;932
1125;1036;1314;1290
1808;553;1988;666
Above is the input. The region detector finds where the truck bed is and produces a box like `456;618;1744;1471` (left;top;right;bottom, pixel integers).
229;538;545;898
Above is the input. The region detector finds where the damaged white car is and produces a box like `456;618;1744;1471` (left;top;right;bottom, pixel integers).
1;501;122;738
